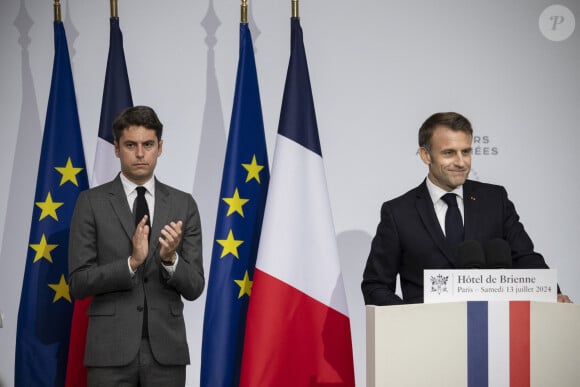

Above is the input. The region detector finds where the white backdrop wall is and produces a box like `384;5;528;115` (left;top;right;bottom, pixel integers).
1;1;578;386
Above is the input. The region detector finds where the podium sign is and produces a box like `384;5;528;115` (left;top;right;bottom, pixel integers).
424;269;557;303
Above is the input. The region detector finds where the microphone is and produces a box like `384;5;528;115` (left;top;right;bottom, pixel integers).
456;240;486;268
484;238;512;268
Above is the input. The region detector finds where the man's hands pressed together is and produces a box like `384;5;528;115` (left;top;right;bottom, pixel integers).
130;215;150;271
129;216;183;270
159;220;182;265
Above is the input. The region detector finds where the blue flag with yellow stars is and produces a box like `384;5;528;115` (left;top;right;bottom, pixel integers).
15;21;89;387
200;23;269;387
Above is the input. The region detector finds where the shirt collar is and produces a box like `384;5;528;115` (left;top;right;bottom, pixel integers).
425;176;463;204
119;173;155;197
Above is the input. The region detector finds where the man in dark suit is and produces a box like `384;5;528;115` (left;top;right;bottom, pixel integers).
362;112;571;305
69;106;204;386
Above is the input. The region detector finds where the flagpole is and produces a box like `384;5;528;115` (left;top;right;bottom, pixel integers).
110;0;118;18
54;0;61;22
241;0;247;24
292;0;299;18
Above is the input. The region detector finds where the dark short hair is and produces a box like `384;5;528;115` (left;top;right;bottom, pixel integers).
112;106;163;142
418;112;473;150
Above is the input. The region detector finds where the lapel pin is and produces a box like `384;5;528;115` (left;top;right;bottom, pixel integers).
470;195;476;201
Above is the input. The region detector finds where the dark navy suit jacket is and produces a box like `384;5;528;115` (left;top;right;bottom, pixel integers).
362;179;550;305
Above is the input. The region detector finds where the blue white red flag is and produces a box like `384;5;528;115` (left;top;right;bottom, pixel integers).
65;16;132;387
240;17;355;387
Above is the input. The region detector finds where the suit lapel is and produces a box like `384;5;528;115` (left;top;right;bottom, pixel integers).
462;180;479;240
150;179;170;252
415;180;457;266
108;176;135;240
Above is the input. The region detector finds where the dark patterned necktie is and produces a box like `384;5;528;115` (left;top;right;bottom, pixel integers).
442;193;464;251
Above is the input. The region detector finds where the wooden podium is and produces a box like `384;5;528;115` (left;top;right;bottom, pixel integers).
366;302;580;387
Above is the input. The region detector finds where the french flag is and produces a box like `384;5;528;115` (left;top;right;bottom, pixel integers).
91;16;133;187
65;16;132;387
240;18;355;387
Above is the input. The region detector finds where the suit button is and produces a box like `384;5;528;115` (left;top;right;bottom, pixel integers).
137;305;144;312
144;277;148;283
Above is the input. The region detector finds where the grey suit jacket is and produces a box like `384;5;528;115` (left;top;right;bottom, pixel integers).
362;179;550;305
69;175;204;367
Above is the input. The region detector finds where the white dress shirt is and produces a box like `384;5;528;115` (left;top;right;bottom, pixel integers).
425;177;464;236
119;174;178;275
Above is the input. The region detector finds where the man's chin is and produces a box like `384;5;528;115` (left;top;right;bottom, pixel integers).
123;171;153;184
446;176;467;189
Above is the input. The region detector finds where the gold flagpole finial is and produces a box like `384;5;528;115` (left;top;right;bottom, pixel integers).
292;0;299;18
111;0;118;18
241;0;248;24
54;0;61;22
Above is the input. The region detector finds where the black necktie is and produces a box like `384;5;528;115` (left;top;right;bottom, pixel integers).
134;186;151;229
134;186;150;337
442;193;464;251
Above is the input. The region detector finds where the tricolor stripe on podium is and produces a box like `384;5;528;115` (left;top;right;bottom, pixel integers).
368;301;579;386
468;301;531;387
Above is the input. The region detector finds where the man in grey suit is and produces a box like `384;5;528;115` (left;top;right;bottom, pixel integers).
362;112;571;305
69;106;204;386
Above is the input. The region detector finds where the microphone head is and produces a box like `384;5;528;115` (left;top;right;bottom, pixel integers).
456;240;486;268
484;238;512;268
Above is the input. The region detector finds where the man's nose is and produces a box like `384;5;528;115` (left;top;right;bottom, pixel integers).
454;153;466;166
135;145;144;157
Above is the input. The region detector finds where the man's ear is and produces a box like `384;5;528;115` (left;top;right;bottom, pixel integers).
114;141;120;157
419;147;432;166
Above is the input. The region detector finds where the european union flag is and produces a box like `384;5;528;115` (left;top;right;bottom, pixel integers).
15;21;89;387
200;23;269;387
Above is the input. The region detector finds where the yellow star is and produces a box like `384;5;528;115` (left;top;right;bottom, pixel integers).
36;192;64;221
222;188;249;217
29;234;58;263
234;270;253;298
55;157;84;186
48;274;72;303
242;155;265;183
216;230;243;259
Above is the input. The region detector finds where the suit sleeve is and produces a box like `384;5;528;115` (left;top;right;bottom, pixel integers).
362;202;404;305
68;191;134;299
500;187;563;292
162;194;205;301
500;187;550;269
